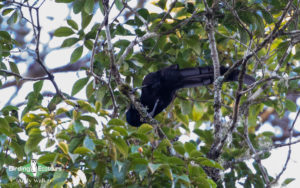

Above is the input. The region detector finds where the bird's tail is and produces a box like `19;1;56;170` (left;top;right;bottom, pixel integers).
179;66;255;88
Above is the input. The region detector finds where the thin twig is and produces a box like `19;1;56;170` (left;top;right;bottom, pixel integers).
243;109;270;185
25;1;66;100
270;108;300;186
103;0;119;117
0;69;49;81
154;0;178;31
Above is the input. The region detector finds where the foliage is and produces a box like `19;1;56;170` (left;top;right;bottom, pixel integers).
0;0;299;187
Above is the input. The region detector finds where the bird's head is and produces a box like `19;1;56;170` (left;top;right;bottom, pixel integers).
126;106;143;127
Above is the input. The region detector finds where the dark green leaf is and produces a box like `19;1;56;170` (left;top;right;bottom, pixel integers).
33;80;44;94
286;99;297;112
0;31;11;41
9;61;20;82
10;140;25;161
81;11;93;29
70;46;83;63
54;27;75;37
67;19;79;30
84;0;94;14
61;37;80;48
73;0;85;14
71;77;89;96
84;39;93;50
0;117;12;136
86;80;94;99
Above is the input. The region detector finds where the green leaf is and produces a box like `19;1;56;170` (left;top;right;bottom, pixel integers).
0;117;12;136
98;0;104;15
73;0;85;14
69;152;80;163
77;100;94;112
108;119;125;126
84;136;95;151
24;128;43;154
86;80;94;99
9;61;20;82
84;0;94;14
0;31;11;41
38;153;58;164
197;157;224;169
70;45;83;63
79;115;98;124
6;168;18;181
81;11;93;29
74;146;92;154
2;8;15;16
7;11;18;25
282;178;295;186
71;77;89;96
61;37;80;48
67;19;79;30
33;80;44;94
173;141;185;155
115;0;124;10
58;142;69;154
112;126;128;136
167;156;185;165
73;121;84;133
261;9;273;24
162;165;173;180
148;163;162;174
156;0;167;9
52;171;68;187
184;142;196;154
112;137;128;157
54;27;75;37
286;99;297;112
180;100;192;115
137;124;153;134
10;141;24;161
26;122;40;130
84;39;93;50
294;66;300;73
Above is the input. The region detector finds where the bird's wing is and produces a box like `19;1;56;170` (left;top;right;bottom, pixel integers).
177;66;214;88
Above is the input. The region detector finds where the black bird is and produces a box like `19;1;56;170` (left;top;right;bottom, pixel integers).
126;64;255;127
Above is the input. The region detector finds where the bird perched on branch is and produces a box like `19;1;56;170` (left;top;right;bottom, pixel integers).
126;64;255;127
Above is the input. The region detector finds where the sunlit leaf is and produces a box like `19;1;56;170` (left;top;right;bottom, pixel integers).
58;141;69;154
